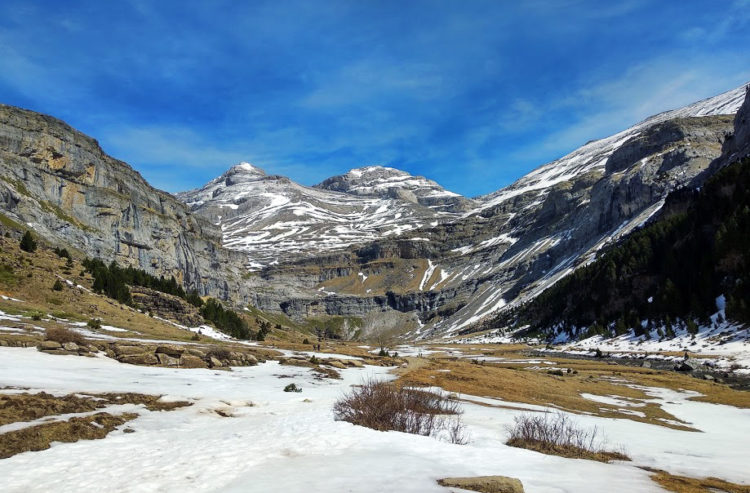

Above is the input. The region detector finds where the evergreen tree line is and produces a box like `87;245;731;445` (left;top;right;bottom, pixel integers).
82;258;256;340
82;258;197;306
501;157;750;340
199;298;253;339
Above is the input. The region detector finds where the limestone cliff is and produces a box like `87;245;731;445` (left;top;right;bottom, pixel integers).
0;104;245;300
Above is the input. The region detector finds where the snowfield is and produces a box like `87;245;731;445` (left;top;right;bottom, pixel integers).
1;348;749;492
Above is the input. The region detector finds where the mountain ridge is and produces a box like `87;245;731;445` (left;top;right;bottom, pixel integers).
0;82;747;343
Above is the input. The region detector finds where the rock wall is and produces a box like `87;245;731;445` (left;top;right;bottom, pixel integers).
0;104;246;301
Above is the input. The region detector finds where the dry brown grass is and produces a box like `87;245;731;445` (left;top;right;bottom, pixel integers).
648;469;750;493
0;236;205;342
0;392;99;425
0;237;289;360
397;356;695;430
0;391;191;459
397;344;750;423
0;391;190;426
0;412;137;459
506;411;629;463
45;326;87;345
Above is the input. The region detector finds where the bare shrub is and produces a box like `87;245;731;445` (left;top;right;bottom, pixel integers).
506;411;628;462
333;379;468;444
45;327;87;345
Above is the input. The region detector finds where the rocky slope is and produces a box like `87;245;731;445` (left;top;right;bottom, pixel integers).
486;85;750;343
0;104;247;300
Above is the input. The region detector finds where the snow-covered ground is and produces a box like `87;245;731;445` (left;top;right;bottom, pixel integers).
549;309;750;373
1;347;749;492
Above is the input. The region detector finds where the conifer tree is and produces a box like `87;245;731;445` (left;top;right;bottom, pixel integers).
19;231;37;252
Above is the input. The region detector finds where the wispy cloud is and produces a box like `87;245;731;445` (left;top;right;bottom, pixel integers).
506;57;750;165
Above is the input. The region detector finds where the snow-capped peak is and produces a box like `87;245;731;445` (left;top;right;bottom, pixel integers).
315;165;465;205
345;165;407;178
227;162;266;177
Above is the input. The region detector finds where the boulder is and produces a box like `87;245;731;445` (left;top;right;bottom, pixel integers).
208;356;223;368
186;348;207;358
118;353;159;366
437;476;524;493
244;354;258;366
675;360;700;372
155;345;185;357
279;358;315;368
180;355;208;369
62;342;79;352
114;344;150;356
156;353;181;367
38;340;62;350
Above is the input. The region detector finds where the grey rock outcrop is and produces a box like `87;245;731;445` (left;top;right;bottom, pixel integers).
130;286;204;327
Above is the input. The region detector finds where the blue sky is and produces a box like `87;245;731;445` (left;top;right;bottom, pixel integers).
1;1;749;197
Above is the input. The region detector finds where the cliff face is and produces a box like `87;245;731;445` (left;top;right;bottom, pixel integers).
0;104;246;300
717;85;750;167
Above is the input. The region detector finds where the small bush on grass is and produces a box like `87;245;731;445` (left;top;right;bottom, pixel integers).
52;279;64;291
87;318;102;330
506;411;629;462
45;327;86;345
53;247;71;259
333;379;468;444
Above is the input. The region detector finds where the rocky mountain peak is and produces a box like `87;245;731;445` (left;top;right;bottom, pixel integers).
223;162;267;184
316;165;451;197
314;165;473;212
228;161;266;175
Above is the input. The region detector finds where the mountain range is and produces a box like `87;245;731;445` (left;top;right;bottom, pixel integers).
0;82;748;341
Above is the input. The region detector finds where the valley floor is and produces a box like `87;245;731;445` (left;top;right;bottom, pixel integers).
1;347;749;492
